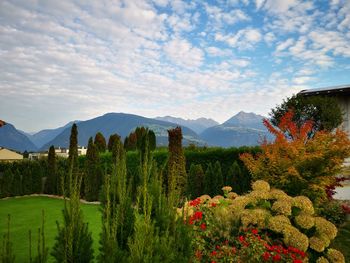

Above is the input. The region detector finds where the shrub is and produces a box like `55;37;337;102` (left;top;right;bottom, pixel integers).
180;180;345;262
241;111;350;205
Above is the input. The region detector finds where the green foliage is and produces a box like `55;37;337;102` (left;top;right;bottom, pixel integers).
187;164;204;199
204;163;216;197
68;124;79;174
270;94;343;134
167;127;187;200
227;161;250;194
98;141;134;262
241;111;350;205
51;125;94;263
84;137;102;201
213;161;223;193
1;214;15;263
45;146;57;195
29;210;48;263
317;200;346;227
107;133;120;152
95;132;107;153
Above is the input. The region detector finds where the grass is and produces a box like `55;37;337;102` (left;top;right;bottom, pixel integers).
0;196;101;263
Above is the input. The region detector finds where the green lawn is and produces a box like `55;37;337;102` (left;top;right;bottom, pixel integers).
0;196;101;263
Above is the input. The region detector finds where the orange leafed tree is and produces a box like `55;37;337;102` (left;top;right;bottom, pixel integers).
240;110;350;204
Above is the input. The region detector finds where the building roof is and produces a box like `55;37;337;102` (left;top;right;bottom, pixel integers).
0;147;23;160
298;84;350;96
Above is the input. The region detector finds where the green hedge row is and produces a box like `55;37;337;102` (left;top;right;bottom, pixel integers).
0;146;261;199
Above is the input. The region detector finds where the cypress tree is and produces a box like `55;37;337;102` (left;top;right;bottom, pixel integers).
213;161;223;194
68;123;79;175
187;164;204;199
84;137;101;201
52;124;94;263
107;134;120;152
227;161;242;194
98;140;134;262
45;146;57;194
204;163;216;197
167;127;187;200
148;130;156;151
94;132;107;153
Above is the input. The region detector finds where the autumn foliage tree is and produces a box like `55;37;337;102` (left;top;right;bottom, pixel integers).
240;110;350;205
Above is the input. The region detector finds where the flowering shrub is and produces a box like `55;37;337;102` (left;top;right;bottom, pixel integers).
180;181;345;263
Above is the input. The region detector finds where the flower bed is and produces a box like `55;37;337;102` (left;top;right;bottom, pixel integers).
180;181;345;263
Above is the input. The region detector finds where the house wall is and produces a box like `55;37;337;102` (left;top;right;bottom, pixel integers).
336;96;350;136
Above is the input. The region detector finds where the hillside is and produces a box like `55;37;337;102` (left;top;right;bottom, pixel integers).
0;123;37;152
200;111;272;147
41;113;204;150
155;116;218;134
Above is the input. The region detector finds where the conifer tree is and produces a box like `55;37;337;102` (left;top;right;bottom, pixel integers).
94;132;107;153
204;163;216;197
213;161;223;194
51;125;93;263
45;146;57;194
107;134;120;152
98;140;134;262
167;127;187;200
148;130;156;151
84;137;101;201
68;123;79;174
187;164;204;199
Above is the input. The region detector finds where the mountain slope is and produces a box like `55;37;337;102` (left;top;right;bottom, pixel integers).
29;121;77;148
200;111;272;147
0;123;37;152
155;116;218;134
41;113;204;150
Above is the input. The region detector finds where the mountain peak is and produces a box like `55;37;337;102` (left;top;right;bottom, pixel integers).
223;111;266;128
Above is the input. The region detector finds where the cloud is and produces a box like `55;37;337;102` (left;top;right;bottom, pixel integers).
164;38;204;69
215;28;262;50
1;0;350;132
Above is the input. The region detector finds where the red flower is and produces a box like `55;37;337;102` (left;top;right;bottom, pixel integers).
251;229;259;235
263;252;271;261
239;236;245;242
273;254;281;261
211;251;217;257
189;198;201;207
293;260;303;263
194;211;203;220
211;203;217;207
200;223;206;230
216;245;221;250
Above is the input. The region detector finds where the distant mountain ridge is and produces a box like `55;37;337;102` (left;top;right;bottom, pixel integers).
200;111;272;147
1;111;273;152
155;116;218;134
0;123;37;152
27;121;78;148
40;113;204;150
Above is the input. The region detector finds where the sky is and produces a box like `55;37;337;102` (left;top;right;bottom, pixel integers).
1;0;350;132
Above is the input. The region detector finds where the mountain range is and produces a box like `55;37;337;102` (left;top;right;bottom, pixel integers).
0;111;271;152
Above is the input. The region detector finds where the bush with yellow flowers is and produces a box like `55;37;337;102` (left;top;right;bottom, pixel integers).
180;180;345;263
